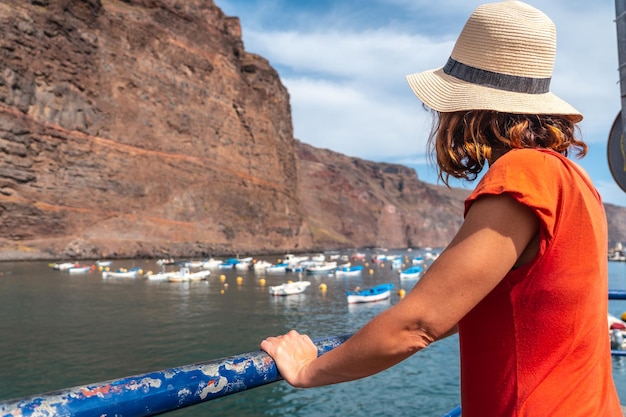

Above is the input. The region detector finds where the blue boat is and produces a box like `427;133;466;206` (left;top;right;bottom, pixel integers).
335;264;363;276
346;283;393;304
400;265;423;280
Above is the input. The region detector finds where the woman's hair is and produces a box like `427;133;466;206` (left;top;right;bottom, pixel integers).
428;110;586;186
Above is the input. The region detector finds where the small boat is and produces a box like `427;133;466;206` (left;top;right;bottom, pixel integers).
50;262;79;271
96;260;113;267
102;267;142;279
347;283;394;304
201;258;224;269
335;265;363;277
146;270;175;282
234;258;253;271
253;260;272;272
391;258;403;270
400;265;423;280
266;263;289;274
609;313;626;350
268;280;311;296
218;258;240;270
306;261;337;275
68;265;93;274
167;268;211;283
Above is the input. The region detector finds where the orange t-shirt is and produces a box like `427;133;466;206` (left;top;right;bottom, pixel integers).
459;149;621;416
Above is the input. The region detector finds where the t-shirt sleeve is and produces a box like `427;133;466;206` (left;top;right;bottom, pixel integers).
464;149;559;239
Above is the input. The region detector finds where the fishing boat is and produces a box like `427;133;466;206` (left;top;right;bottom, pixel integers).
201;258;224;269
67;265;92;274
306;261;337;275
102;267;142;279
266;262;289;274
346;283;394;304
146;270;175;282
268;280;311;296
50;262;78;271
252;260;272;272
335;265;363;277
167;268;211;283
400;265;423;280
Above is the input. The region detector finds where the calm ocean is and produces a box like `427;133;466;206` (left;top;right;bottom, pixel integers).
1;250;626;416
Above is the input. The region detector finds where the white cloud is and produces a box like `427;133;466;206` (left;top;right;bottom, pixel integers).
219;0;624;205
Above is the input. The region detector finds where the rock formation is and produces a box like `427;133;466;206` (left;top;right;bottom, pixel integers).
0;0;622;261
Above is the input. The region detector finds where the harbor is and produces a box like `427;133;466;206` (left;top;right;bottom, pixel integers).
2;249;626;416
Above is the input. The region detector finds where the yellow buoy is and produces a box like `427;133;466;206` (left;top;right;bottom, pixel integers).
220;275;226;282
319;283;327;291
621;312;626;322
369;269;374;275
237;276;243;285
259;278;266;286
398;289;406;298
220;289;225;294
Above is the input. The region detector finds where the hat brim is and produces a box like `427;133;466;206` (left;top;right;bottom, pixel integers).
406;68;583;122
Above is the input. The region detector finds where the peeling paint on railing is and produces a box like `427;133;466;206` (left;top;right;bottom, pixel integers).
0;334;352;417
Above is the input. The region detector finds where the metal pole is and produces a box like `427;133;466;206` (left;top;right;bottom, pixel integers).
0;334;352;417
616;0;626;133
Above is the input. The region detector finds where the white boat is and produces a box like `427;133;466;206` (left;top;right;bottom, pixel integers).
306;261;337;274
235;259;253;271
268;280;311;296
50;262;78;271
347;283;393;304
609;313;626;350
253;260;272;272
167;268;211;283
201;258;223;269
311;253;325;262
146;271;175;282
102;268;142;279
399;265;423;280
68;265;92;274
335;265;363;277
96;260;112;267
266;263;289;274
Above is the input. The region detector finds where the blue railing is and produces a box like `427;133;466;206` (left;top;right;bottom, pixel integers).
3;291;626;417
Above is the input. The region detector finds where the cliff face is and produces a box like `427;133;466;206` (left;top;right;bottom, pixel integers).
0;0;622;261
0;0;308;259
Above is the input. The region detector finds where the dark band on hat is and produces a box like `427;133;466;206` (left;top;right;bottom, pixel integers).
443;57;551;94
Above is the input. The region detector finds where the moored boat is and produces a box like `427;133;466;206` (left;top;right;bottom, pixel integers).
102;267;142;279
167;268;211;283
346;283;394;304
335;265;363;277
68;265;93;274
306;261;337;275
266;262;289;274
399;265;423;280
268;280;311;296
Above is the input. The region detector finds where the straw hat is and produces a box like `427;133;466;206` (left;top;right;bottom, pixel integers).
406;1;582;121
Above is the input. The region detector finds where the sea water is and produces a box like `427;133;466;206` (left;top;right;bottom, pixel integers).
0;251;625;417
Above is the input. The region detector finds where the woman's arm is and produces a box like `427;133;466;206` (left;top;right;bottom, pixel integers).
260;193;539;388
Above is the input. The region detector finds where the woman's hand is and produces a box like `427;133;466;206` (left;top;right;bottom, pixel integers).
260;330;318;387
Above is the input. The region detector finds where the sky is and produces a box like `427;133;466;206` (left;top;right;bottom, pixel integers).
217;0;626;206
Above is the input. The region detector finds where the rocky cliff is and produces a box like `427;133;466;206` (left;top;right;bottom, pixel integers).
0;0;622;261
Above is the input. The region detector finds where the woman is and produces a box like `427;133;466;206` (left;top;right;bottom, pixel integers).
261;1;622;415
